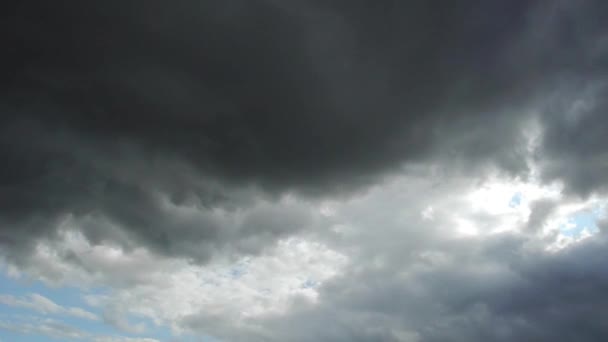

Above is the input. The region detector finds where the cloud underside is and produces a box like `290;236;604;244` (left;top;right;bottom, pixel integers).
2;1;608;341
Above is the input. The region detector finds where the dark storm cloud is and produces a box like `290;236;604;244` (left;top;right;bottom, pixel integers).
0;115;316;262
1;0;607;260
538;84;608;197
2;0;539;188
529;1;608;197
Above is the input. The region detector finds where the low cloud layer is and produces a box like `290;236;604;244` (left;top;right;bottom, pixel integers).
2;1;608;341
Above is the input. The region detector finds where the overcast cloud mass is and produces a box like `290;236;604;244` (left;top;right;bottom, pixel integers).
1;1;608;341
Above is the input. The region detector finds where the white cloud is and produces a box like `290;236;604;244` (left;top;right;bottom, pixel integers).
3;168;608;341
0;293;98;321
0;318;88;340
421;206;434;220
0;317;160;342
86;237;348;335
92;337;160;342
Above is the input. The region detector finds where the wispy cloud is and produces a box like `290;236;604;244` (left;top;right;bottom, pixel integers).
0;293;98;321
0;317;160;342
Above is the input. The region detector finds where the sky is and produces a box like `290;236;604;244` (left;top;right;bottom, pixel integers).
1;1;608;341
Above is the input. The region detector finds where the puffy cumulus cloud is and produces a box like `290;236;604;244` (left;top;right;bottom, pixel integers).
6;228;347;335
174;174;608;341
1;172;319;265
4;168;608;341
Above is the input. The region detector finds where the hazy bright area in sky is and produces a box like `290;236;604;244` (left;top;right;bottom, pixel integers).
1;1;608;341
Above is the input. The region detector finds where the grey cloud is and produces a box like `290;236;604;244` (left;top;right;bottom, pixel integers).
525;198;558;233
538;84;608;197
2;2;608;340
4;0;605;263
174;172;608;342
420;235;608;342
101;309;146;336
184;233;608;342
